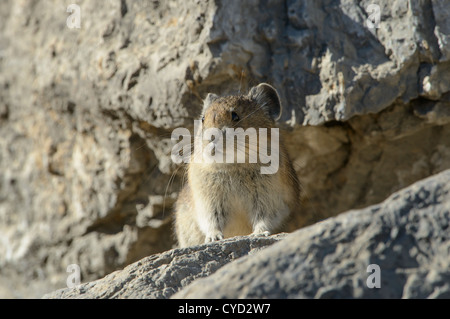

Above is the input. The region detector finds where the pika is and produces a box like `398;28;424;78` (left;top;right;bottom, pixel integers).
174;83;300;247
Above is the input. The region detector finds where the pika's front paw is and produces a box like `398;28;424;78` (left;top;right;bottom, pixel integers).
205;232;224;243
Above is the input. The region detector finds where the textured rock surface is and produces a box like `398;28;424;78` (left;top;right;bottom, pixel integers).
44;170;450;299
0;0;449;297
174;169;450;298
43;234;285;299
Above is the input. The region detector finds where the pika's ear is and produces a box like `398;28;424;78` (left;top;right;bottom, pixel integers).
202;93;219;113
248;83;282;121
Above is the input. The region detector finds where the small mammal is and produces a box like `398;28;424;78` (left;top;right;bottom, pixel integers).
174;83;300;247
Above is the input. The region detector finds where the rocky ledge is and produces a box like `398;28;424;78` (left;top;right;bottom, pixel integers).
44;169;450;299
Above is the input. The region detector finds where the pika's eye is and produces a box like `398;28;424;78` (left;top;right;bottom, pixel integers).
231;111;240;122
202;116;205;123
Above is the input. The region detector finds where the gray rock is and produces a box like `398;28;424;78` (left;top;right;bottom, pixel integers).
174;169;450;298
42;234;285;299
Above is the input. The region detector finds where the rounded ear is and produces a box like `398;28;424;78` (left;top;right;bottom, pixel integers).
202;93;219;113
248;83;282;121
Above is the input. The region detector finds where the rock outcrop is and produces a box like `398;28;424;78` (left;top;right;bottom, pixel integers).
43;234;285;299
174;169;450;299
45;169;450;299
0;0;449;297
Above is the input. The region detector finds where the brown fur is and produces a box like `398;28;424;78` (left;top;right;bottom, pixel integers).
174;83;300;247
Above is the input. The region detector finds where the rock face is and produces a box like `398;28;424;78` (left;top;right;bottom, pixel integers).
174;169;450;299
43;234;286;299
45;169;450;299
0;0;449;297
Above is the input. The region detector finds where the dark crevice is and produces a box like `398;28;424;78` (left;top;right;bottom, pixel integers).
120;0;128;17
